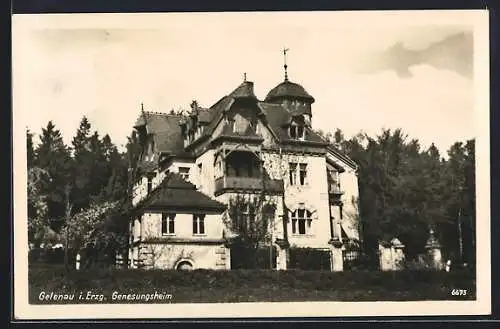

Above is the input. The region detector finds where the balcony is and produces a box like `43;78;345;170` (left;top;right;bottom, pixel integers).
328;183;343;203
214;176;284;196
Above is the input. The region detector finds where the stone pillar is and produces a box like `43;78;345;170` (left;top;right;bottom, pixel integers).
391;238;406;270
379;238;405;271
329;238;344;272
425;228;443;270
275;239;290;270
378;242;393;271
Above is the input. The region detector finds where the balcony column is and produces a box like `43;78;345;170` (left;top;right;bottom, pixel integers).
275;238;290;270
329;239;344;272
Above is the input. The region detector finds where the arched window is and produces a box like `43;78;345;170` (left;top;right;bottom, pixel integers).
290;209;312;235
176;260;194;270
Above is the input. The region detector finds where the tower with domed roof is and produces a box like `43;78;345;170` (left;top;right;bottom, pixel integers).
264;48;315;127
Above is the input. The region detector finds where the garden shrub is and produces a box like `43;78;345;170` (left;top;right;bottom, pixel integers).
230;244;277;269
289;247;331;271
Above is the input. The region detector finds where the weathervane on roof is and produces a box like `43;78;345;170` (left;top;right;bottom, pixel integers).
243;72;247;82
283;47;290;81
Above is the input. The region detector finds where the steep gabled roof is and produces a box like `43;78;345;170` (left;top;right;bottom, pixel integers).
228;81;258;100
134;112;192;158
136;172;227;212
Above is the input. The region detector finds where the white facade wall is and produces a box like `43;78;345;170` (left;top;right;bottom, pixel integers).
129;211;229;270
139;243;229;270
135;212;223;240
262;152;333;249
194;150;216;197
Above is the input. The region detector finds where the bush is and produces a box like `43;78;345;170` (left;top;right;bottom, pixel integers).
344;251;379;271
289;247;331;270
29;247;77;265
230;244;276;269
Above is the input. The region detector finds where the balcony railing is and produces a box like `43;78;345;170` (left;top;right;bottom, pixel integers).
214;176;284;196
328;183;343;197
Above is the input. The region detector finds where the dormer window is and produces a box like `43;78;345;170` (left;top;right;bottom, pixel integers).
179;167;190;181
289;123;305;140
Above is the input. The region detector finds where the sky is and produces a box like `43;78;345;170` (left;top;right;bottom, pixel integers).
13;11;485;156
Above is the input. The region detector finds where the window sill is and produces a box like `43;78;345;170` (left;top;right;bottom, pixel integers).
290;234;315;238
162;233;176;237
193;234;208;237
288;183;310;188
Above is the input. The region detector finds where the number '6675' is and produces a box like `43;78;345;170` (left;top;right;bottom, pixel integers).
451;289;467;296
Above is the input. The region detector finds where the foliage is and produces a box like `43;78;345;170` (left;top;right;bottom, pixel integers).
27;167;51;246
230;246;277;269
62;200;121;251
223;194;277;268
289;247;331;271
28;118;133;258
317;128;475;263
32;122;73;231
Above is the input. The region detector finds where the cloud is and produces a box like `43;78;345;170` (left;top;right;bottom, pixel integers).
359;31;473;79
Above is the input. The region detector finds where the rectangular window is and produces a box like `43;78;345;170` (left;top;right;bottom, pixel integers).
179;167;190;180
162;213;175;235
193;214;206;235
289;162;297;185
290;125;297;139
297;125;304;139
299;163;307;185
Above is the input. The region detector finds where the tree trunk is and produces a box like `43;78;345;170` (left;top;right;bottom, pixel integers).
63;185;73;272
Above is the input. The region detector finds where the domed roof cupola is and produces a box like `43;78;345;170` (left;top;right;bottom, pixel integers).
264;48;315;126
264;80;315;103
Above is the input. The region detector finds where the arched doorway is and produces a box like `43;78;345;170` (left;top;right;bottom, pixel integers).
175;260;194;270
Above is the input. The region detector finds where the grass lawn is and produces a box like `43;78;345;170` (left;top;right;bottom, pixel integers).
29;264;476;304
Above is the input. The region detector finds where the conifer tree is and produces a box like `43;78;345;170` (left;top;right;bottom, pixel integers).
34;121;72;230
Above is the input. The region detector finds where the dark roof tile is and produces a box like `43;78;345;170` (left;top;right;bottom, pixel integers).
228;81;258;100
265;80;315;103
137;172;227;212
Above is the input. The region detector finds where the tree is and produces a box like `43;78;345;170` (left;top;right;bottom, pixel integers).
26;129;35;168
223;194;277;269
99;134;129;202
62;200;120;268
34;121;72;231
27;167;51;247
70;117;120;211
340;128;455;261
440;139;476;264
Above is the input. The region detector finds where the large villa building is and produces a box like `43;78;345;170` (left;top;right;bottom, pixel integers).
128;58;361;271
